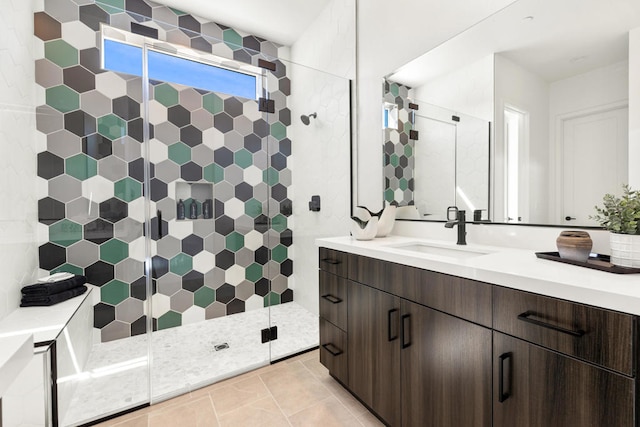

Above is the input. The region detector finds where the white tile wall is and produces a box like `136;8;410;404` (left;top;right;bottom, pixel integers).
0;0;39;321
288;0;355;315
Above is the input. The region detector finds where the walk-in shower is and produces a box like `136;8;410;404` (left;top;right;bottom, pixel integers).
29;1;352;424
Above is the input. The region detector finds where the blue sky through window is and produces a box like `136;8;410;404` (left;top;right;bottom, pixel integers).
103;39;258;100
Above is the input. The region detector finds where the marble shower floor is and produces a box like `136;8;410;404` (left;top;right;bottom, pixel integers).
62;302;319;426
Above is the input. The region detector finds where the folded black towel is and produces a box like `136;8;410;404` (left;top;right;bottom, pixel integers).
20;285;88;307
21;275;87;296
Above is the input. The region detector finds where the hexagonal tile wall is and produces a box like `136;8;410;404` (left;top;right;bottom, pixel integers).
35;0;295;341
383;81;415;206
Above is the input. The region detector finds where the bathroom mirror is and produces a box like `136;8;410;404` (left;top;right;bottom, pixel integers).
381;0;640;226
382;81;490;221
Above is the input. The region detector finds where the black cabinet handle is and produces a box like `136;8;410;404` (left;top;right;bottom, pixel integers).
322;343;343;356
498;352;512;403
321;258;341;265
565;216;576;221
157;210;163;238
321;294;342;304
388;308;399;342
401;314;411;349
517;311;585;337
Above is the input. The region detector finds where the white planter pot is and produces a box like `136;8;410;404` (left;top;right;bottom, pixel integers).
609;233;640;268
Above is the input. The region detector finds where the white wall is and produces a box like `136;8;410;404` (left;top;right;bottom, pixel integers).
629;27;640;189
288;0;355;315
494;54;550;223
355;0;518;210
0;0;39;321
413;54;494;122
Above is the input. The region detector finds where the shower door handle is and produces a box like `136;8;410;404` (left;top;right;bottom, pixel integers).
157;210;163;238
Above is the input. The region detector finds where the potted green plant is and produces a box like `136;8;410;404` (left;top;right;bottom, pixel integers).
591;184;640;267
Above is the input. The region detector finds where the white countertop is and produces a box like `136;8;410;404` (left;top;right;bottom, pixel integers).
0;334;33;398
317;236;640;316
0;288;92;345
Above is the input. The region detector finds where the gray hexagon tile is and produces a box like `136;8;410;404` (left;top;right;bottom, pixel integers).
170;289;193;312
115;298;144;323
36;59;63;88
112;136;141;162
48;130;82;159
49;175;82;203
98;156;127;182
81;90;112;118
157;235;181;258
67;240;99;268
157;273;182;296
115;259;144;283
37;105;64;135
154;122;180;145
113;218;143;243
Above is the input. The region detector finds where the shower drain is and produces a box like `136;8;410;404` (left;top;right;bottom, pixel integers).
214;343;229;351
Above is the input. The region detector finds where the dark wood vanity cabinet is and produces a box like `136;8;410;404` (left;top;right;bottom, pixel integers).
318;250;349;386
319;248;638;426
400;299;491;427
348;281;401;426
493;331;634;427
321;249;492;426
493;286;636;427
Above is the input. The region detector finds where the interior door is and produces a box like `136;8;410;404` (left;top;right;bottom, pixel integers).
561;107;628;225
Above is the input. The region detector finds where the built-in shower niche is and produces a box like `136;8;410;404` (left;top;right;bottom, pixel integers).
175;182;214;220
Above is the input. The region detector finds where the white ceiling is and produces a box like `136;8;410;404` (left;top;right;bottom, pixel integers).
151;0;331;45
389;0;640;87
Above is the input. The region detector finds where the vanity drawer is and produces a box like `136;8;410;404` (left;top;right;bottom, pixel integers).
319;271;348;331
319;248;349;277
348;253;492;326
320;317;348;385
493;286;634;375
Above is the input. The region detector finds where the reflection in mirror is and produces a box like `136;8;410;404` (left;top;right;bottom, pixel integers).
380;0;640;226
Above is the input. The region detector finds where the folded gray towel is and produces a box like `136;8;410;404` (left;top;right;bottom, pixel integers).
21;275;87;296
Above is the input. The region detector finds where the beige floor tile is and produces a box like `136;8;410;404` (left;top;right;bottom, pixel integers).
208;375;271;415
288;395;360;427
94;414;149;427
330;386;370;418
260;365;332;416
283;349;319;364
357;411;385;427
217;396;290;427
301;356;331;379
148;396;218;427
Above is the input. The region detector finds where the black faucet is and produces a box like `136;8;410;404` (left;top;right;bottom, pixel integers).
445;206;467;245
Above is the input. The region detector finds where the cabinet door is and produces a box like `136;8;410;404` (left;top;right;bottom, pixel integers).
348;282;401;426
401;300;492;427
493;332;634;427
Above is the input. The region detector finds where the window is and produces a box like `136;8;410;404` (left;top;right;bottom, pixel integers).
383;102;398;129
102;38;261;100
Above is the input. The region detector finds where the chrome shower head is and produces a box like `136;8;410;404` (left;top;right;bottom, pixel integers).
300;112;317;125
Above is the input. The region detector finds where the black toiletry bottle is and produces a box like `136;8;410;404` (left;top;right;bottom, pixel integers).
177;199;185;220
189;200;198;219
203;199;212;219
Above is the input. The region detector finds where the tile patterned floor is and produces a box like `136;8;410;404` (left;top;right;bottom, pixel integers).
94;350;383;427
63;302;319;426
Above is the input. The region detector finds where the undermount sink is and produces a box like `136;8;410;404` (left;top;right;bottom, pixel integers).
388;242;491;259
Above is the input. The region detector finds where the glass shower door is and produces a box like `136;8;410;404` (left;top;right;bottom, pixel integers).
142;43;274;401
